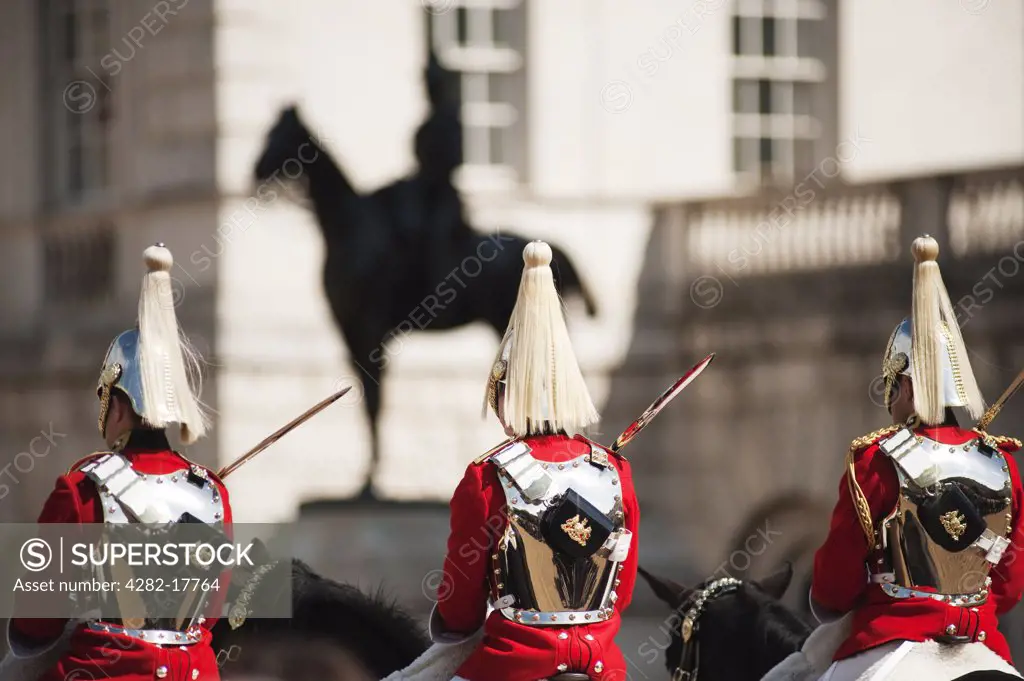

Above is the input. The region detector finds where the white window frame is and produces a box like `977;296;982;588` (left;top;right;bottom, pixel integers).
427;0;525;195
730;0;828;188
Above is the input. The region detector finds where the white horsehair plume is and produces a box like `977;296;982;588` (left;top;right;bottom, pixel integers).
910;235;985;424
137;244;209;444
492;240;599;436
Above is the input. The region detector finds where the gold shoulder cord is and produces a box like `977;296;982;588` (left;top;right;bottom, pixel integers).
845;425;901;549
985;433;1023;449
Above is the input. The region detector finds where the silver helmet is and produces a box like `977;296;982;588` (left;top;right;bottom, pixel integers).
881;236;984;424
882;318;973;413
97;244;207;444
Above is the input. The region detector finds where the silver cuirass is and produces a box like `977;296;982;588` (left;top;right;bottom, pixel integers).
488;439;631;626
877;428;1013;605
75;453;226;643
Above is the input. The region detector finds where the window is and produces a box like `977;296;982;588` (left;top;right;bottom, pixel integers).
43;225;116;304
40;0;114;206
730;0;832;187
426;0;526;193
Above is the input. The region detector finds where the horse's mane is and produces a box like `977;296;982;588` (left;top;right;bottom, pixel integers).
214;559;428;679
744;583;812;653
288;559;429;673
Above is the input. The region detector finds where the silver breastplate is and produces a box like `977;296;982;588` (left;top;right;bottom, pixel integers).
489;439;631;626
76;453;227;637
877;428;1013;604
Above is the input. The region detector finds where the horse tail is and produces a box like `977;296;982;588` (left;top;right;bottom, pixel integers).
555;249;598;317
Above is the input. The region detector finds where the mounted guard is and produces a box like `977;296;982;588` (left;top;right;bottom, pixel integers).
810;235;1024;679
3;245;232;681
431;241;639;681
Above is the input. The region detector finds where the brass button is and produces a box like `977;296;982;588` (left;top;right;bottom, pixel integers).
557;664;568;672
558;632;568;640
594;661;604;673
585;634;595;641
978;631;987;642
156;667;169;679
192;671;200;680
946;624;957;635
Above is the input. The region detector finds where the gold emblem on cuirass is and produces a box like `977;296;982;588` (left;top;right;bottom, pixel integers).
560;514;592;547
940;510;968;541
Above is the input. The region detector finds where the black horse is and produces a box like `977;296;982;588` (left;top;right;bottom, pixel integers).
211;558;428;680
640;565;1020;681
253;65;596;499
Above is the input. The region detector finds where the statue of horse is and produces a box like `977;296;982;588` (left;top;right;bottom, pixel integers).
253;66;596;499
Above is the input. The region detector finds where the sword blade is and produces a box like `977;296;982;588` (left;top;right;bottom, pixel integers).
610;353;715;453
976;369;1024;431
217;386;352;479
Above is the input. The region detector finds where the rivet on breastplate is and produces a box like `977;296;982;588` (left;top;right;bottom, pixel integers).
108;506;116;513
612;479;618;486
568;614;575;621
558;464;565;470
613;495;620;501
511;497;519;504
949;447;956;453
584;613;591;620
610;592;618;602
594;661;604;673
978;631;987;642
932;443;940;450
945;624;957;635
572;462;579;468
156;666;168;678
614;579;621;586
550;614;558;622
171;475;178;482
214;512;221;520
157;478;164;484
494;569;501;575
492;554;498;560
532;614;541;622
542;464;549;470
558;632;568;640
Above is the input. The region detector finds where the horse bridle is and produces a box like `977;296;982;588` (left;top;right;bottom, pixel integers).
671;577;742;681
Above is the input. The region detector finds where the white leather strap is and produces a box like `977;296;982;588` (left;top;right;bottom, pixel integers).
973;529;1011;565
603;530;632;562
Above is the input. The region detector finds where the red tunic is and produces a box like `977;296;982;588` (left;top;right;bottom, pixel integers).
812;424;1024;663
437;434;640;681
10;433;232;681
